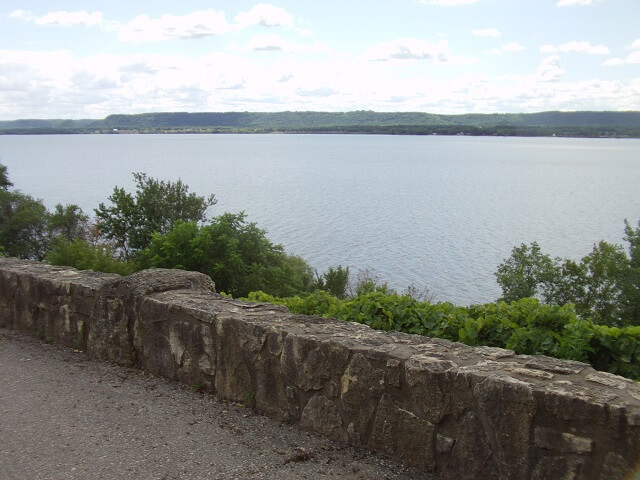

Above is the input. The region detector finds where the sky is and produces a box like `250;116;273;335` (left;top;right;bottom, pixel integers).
1;0;639;119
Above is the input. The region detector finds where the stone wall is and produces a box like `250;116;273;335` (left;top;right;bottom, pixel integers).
1;257;638;480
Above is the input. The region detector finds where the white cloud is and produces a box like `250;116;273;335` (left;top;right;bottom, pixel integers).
234;4;294;28
10;9;103;27
117;10;231;42
488;42;525;55
472;28;501;37
539;41;609;55
113;5;295;43
603;51;640;66
0;46;638;118
630;39;640;49
536;55;565;82
557;41;609;54
35;11;103;27
237;34;332;55
556;0;599;6
9;9;35;21
419;0;481;5
502;42;525;53
365;38;452;62
247;34;290;51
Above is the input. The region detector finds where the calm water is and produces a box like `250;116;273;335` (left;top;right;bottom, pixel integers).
1;134;639;305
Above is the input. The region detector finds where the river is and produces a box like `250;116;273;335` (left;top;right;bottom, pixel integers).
1;133;639;304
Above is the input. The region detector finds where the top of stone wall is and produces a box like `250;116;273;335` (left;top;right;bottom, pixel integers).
0;257;118;289
155;289;640;418
1;256;638;415
2;258;639;479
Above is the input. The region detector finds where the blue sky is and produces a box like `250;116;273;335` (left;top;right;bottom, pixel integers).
1;0;639;119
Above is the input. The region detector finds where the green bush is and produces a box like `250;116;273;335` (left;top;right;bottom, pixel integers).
46;238;135;276
139;214;315;298
246;289;640;381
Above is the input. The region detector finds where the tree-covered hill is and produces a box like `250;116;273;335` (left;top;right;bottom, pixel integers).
1;110;639;137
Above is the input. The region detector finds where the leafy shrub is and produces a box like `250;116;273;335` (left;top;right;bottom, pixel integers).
140;214;315;297
46;238;135;276
246;289;640;381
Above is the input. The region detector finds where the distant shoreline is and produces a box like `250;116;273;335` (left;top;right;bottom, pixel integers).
1;128;637;139
1;110;639;138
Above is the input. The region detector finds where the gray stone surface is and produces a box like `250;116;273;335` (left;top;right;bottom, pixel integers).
1;257;640;480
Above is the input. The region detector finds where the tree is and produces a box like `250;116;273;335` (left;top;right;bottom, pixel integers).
139;213;314;298
95;172;216;257
495;224;640;326
0;164;89;260
0;189;49;260
48;203;90;242
622;219;640;325
0;164;13;190
495;242;559;302
579;241;628;325
314;265;350;299
348;268;394;297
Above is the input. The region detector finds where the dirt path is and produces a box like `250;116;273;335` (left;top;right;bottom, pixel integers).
0;328;436;480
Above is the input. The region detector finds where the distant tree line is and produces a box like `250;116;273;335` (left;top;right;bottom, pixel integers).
2;111;639;138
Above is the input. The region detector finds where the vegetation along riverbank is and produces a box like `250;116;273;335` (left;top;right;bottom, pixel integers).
1;110;639;138
1;163;638;380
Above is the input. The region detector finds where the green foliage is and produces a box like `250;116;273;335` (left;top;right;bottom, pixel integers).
95;172;216;257
0;189;49;260
622;219;640;325
246;290;343;317
139;213;315;298
46;238;135;275
3;111;640;137
0;164;13;190
495;242;558;302
247;288;640;380
0;164;92;261
589;324;640;379
496;224;640;327
48;203;89;242
313;265;350;299
350;268;394;297
580;241;628;324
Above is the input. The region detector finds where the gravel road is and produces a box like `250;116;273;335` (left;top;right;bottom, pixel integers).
0;328;437;480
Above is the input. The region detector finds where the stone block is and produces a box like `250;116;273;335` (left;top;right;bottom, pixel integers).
1;258;640;480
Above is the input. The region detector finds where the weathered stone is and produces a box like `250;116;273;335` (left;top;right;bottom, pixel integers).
88;268;216;366
476;345;515;359
214;316;254;403
441;411;494;480
253;331;292;420
282;335;329;392
385;358;401;387
531;456;584;480
340;352;385;444
506;366;555;380
534;427;593;454
473;374;536;479
371;394;435;468
300;395;347;442
435;434;455;455
524;355;589;375
586;372;634;389
599;452;631;480
405;355;456;424
2;258;640;480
